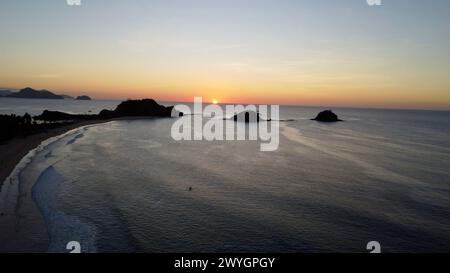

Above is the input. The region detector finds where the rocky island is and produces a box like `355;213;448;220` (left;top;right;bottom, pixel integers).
311;110;342;122
76;95;92;100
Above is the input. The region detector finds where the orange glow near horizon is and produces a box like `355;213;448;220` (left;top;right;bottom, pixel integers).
2;49;450;110
2;80;450;110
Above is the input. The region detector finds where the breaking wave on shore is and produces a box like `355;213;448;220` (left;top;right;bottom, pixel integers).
0;124;104;252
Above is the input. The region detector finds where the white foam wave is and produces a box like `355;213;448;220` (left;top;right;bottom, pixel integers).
32;166;97;253
0;123;110;252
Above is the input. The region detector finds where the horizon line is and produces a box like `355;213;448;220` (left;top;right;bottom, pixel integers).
1;86;450;112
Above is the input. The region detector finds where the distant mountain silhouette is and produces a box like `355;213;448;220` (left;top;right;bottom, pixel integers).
7;87;64;99
76;95;92;100
311;110;342;122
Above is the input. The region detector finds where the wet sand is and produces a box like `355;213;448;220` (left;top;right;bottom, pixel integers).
0;119;116;252
0;120;111;188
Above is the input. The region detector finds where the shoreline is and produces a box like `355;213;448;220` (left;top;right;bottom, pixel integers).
0;116;173;188
0;119;112;188
0;119;114;252
0;116;171;252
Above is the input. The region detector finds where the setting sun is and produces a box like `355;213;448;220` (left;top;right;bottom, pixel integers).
212;100;219;105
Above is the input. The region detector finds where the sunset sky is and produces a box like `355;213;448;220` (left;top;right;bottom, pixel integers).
1;0;450;109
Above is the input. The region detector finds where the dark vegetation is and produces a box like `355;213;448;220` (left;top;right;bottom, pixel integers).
0;113;73;143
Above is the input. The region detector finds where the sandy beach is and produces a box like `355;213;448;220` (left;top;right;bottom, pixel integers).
0;119;115;252
0;116;172;252
0;119;111;188
0;115;170;188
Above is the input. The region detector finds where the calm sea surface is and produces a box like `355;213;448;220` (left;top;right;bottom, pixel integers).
1;98;450;252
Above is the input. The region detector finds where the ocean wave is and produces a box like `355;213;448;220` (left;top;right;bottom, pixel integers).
0;123;108;252
66;133;84;145
32;166;97;253
1;122;113;189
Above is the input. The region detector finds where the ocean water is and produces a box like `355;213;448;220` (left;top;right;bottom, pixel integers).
1;99;450;252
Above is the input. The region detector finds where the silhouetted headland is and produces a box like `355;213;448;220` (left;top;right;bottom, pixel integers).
311;110;342;122
99;99;173;119
34;99;173;122
0;98;174;185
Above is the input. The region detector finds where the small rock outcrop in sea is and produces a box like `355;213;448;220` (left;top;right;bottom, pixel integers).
231;111;267;123
311;110;342;122
7;87;64;100
76;95;92;100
